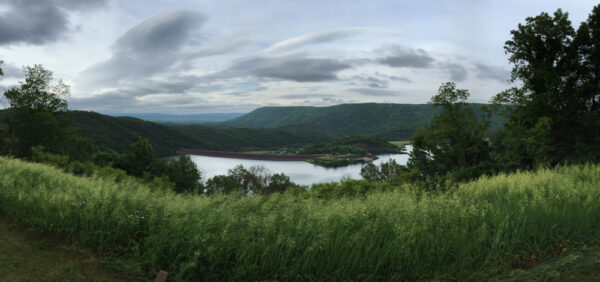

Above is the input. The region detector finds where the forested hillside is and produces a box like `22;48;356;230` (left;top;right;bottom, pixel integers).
217;103;498;139
171;124;332;150
64;111;211;156
63;111;332;156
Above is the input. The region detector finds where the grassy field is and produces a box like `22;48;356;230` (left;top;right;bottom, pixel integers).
1;156;600;280
0;216;138;281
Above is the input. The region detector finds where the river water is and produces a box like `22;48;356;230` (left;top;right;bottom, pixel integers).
188;146;411;185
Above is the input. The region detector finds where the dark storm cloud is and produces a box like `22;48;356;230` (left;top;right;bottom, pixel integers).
350;88;400;97
474;63;510;83
0;0;107;45
78;11;205;89
377;46;435;68
442;62;468;82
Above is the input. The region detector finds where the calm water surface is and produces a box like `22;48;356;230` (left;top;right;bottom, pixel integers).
188;146;411;185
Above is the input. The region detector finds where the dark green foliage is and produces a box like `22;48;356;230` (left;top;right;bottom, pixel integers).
218;103;499;140
409;82;493;188
300;144;364;154
166;155;202;193
114;138;155;177
360;159;409;183
63;111;212;157
3;65;68;112
31;145;69;168
113;139;202;193
2;65;71;158
299;136;398;157
307;179;397;199
204;175;245;194
308;157;362;168
171;124;333;152
57;111;332;157
265;173;294;194
204;164;299;195
493;5;600;169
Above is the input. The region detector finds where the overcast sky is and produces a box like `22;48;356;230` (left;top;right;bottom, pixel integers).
0;0;597;114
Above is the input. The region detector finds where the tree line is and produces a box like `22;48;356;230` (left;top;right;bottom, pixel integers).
362;5;600;189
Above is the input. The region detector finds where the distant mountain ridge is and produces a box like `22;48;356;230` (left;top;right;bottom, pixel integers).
108;112;245;124
216;103;498;140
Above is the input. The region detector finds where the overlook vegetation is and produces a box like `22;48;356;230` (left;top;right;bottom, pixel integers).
1;157;600;280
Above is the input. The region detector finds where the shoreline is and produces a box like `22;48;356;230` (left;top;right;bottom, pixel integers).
176;148;326;161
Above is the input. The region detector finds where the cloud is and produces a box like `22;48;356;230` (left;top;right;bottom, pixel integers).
113;11;205;58
0;62;23;78
265;27;401;52
278;93;337;99
185;33;250;59
221;54;353;82
442;62;468;82
351;74;389;88
381;73;411;83
350;88;400;97
78;10;205;90
253;58;351;82
69;90;259;114
377;45;435;68
474;63;510;82
0;0;106;45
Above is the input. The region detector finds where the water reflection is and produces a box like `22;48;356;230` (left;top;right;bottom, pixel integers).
188;146;411;185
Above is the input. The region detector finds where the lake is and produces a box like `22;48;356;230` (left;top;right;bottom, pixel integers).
188;146;412;185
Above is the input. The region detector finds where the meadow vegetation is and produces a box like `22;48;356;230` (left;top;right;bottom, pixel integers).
1;157;599;280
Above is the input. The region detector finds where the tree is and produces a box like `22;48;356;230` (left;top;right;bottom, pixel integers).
493;5;600;168
408;82;492;188
0;59;3;76
117;138;155;177
3;65;70;157
205;164;296;195
167;155;202;193
204;175;244;194
360;159;408;183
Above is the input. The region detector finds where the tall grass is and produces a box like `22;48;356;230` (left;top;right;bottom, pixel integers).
1;156;599;280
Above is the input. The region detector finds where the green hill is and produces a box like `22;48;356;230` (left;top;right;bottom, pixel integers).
170;124;332;151
217;103;497;139
64;111;212;156
64;111;331;156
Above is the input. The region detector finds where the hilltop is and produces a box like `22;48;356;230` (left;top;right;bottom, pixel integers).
216;103;497;139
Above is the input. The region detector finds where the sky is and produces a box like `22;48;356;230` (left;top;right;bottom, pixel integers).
0;0;597;114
